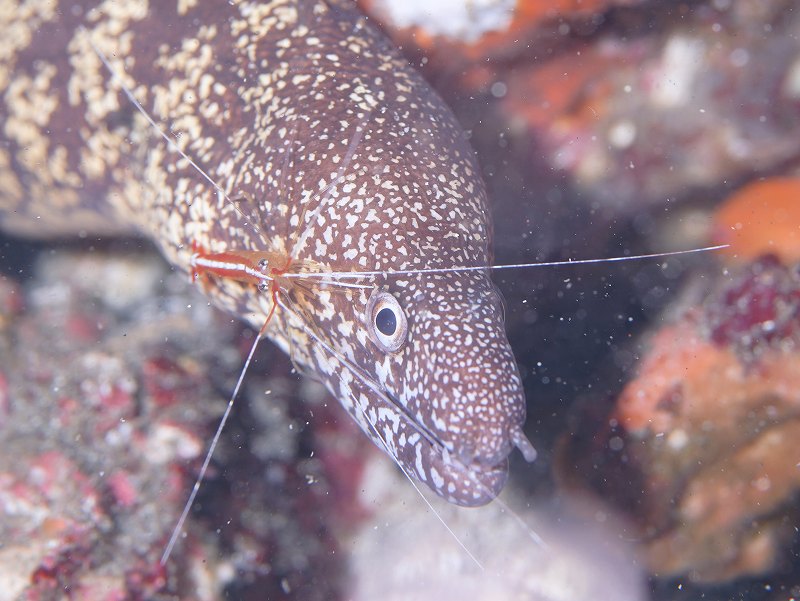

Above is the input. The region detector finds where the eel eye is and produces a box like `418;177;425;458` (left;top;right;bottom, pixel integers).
366;289;408;353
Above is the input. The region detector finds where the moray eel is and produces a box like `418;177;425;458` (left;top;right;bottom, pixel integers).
0;0;534;506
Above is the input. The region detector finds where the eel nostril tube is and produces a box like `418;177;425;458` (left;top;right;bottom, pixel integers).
511;424;538;462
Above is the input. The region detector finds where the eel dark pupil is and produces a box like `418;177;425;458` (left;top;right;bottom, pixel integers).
375;307;397;336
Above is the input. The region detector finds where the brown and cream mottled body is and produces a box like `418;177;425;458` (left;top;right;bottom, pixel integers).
0;0;532;505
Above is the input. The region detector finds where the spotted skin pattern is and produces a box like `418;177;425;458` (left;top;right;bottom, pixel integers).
0;0;530;506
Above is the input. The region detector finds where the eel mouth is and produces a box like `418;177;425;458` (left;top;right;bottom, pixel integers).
433;447;509;507
379;390;532;507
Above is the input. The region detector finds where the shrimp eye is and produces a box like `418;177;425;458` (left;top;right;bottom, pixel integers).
366;290;408;353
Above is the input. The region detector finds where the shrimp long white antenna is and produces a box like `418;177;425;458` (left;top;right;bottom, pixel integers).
283;244;729;280
160;317;270;565
289;109;372;259
361;400;485;571
86;33;266;240
91;33;374;276
438;448;548;551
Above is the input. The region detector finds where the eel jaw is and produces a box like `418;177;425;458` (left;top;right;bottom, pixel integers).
381;391;537;506
337;367;529;506
427;423;537;507
434;446;509;507
379;390;511;507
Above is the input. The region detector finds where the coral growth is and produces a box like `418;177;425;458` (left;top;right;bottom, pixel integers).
562;242;800;582
0;249;350;599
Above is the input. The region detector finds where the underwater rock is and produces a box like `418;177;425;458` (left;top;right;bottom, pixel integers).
365;0;800;218
345;450;647;601
0;248;347;599
499;0;800;214
561;249;800;582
